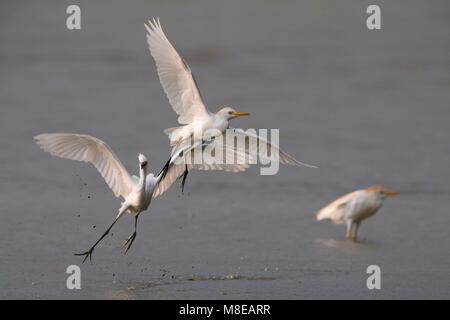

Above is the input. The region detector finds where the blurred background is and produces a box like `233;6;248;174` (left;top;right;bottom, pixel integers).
0;0;449;299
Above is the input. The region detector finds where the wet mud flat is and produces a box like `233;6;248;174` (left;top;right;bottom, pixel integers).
0;0;449;299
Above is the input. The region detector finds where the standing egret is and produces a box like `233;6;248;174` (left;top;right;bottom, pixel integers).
316;186;399;241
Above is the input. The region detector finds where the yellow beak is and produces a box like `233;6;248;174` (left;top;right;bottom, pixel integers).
383;190;399;196
230;111;250;116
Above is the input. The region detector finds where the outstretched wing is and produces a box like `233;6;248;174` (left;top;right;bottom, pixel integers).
226;128;317;168
145;18;209;124
34;133;135;198
152;140;251;198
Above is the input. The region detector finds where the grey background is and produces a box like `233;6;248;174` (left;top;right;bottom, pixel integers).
0;0;449;299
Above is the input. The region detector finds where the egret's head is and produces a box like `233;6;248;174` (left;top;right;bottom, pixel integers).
138;153;148;170
366;185;399;199
216;107;250;120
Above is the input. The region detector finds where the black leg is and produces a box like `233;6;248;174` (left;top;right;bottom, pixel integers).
181;165;189;193
123;211;141;254
75;207;127;264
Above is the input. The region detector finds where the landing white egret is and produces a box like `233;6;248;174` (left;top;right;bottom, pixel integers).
145;18;316;183
34;133;250;262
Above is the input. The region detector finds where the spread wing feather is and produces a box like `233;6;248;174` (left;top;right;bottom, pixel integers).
152;140;251;198
34;133;135;198
227;128;317;168
145;18;209;124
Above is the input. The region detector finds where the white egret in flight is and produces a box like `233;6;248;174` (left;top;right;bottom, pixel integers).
34;133;250;262
145;18;316;183
145;18;250;147
316;186;399;241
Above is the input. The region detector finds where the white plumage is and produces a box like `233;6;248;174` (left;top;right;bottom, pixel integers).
32;18;319;263
145;18;208;125
152;138;253;198
316;186;399;241
34;133;136;198
34;132;254;262
34;133;185;262
145;18;315;170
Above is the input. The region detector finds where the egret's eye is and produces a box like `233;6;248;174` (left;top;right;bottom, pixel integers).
228;111;233;115
142;161;147;167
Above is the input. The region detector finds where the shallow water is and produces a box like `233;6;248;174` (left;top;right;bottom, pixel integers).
0;0;449;299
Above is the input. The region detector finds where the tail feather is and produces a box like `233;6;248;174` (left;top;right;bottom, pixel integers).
164;126;185;145
163;126;181;136
316;209;326;221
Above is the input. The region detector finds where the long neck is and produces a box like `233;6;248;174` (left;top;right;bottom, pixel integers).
139;167;147;189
